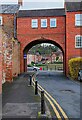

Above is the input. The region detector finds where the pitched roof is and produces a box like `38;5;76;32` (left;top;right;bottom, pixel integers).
0;4;20;14
65;2;82;12
17;8;65;18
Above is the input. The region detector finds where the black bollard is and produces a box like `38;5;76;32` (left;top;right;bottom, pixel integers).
35;80;38;95
30;75;32;86
41;90;45;114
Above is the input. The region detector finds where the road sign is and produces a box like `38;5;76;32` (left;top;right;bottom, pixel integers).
24;54;27;59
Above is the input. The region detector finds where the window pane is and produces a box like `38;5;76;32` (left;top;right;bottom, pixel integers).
75;14;82;20
75;14;82;26
80;14;82;20
75;14;80;21
32;19;38;28
80;21;82;26
75;21;82;26
75;36;82;48
41;19;47;28
81;41;82;46
81;37;82;46
50;18;56;27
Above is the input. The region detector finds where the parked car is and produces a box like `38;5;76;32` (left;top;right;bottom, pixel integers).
78;69;82;81
27;66;40;71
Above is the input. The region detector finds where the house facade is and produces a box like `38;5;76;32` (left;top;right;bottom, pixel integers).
17;8;66;72
65;2;82;74
17;1;82;75
27;54;42;65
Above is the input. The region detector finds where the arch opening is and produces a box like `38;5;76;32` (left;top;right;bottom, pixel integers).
23;39;65;73
24;39;64;55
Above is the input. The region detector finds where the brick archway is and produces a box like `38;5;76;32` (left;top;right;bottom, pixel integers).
18;37;66;74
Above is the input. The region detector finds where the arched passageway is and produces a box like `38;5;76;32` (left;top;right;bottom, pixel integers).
23;38;66;74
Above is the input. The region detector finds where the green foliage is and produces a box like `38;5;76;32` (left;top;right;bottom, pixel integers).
54;61;63;64
35;64;46;66
28;44;58;55
31;61;35;66
27;64;33;67
69;57;82;80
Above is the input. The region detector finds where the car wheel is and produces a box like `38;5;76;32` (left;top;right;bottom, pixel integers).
33;68;37;71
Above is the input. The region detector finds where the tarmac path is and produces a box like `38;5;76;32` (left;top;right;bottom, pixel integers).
36;71;81;119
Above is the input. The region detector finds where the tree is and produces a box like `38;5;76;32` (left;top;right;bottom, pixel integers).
28;44;59;56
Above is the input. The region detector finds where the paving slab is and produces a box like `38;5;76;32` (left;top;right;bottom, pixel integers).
3;103;40;118
2;73;41;119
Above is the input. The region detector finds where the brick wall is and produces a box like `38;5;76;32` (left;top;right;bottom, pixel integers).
2;14;14;38
12;40;20;77
0;27;2;94
17;16;66;72
66;11;82;75
2;30;13;82
0;13;20;85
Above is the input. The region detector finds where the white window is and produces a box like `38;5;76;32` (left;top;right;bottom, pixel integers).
75;14;82;26
75;35;82;48
41;19;47;28
0;16;2;25
50;18;56;28
31;19;38;28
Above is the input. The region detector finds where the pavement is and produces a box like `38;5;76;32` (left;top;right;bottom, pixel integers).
2;73;41;119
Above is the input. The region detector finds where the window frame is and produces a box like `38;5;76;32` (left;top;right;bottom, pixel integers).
75;35;82;48
50;18;57;28
41;19;47;28
0;16;2;25
31;19;38;28
75;14;82;26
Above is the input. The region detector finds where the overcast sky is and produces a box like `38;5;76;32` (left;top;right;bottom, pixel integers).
0;0;65;10
1;0;81;10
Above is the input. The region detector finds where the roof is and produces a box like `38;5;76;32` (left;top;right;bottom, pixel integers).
17;8;65;18
65;2;82;12
0;4;20;14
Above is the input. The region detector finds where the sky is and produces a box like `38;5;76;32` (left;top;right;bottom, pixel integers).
1;0;81;10
0;0;65;10
0;0;81;10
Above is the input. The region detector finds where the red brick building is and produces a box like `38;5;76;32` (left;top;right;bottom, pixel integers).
17;1;82;75
17;8;66;72
65;2;82;74
0;1;82;93
27;54;42;64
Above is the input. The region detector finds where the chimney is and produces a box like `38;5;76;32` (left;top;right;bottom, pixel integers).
18;0;23;6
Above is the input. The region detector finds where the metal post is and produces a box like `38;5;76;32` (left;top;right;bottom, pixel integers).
41;90;45;114
30;75;32;86
35;80;38;95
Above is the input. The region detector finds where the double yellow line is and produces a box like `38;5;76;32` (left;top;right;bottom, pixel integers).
32;80;69;120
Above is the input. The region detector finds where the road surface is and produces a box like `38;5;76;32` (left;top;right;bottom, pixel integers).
36;70;81;119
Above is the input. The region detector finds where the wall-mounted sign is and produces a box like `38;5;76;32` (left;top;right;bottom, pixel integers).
24;54;27;59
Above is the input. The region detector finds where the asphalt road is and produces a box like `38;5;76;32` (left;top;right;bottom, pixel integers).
36;70;81;119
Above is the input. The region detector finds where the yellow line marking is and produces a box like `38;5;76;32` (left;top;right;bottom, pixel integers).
38;84;69;120
32;80;69;119
32;80;62;119
44;93;62;119
38;86;62;119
